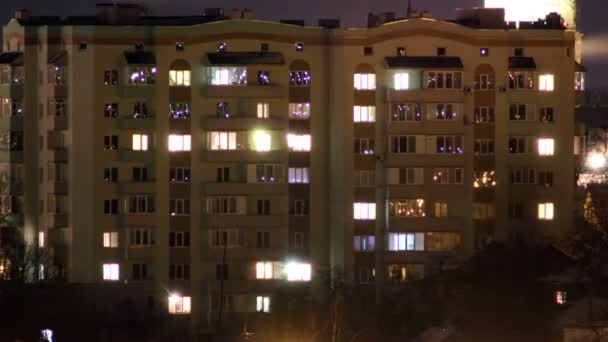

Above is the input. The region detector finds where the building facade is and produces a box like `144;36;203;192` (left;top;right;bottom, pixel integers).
0;4;581;333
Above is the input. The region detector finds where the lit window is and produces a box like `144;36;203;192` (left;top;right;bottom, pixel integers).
425;71;462;89
473;203;495;220
555;291;567;305
539;74;555;92
354;235;376;251
288;167;310;184
257;103;269;119
353;106;376;123
253;131;271;152
388;233;425;251
354;202;376;220
394;73;409;90
132;134;149;151
287;134;311;152
434;202;448;217
169;70;191;86
538;138;555;156
286;262;311;281
389;199;425;217
256;296;271;313
102;263;119;281
256;262;273;279
38;232;45;248
289;103;310;119
168;294;191;314
538;202;554;220
210;131;237;150
289;71;311;86
103;232;118;248
210;66;247;86
168;134;192;152
354;73;376;90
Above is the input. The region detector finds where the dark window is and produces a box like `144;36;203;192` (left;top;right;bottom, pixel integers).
261;43;269;52
257;199;271;215
363;46;373;56
104;167;118;182
437;47;446;56
79;42;88;50
295;42;304;52
132;264;147;280
258;71;271;86
217;167;230;182
133;167;148;182
176;42;184;51
135;42;144;51
104;199;118;215
256;231;271;248
104;103;118;118
397;47;406;56
216;102;231;118
480;48;489;56
104;136;118;150
216;264;228;280
514;48;524;57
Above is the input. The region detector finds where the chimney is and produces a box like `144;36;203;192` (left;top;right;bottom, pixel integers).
203;8;224;18
96;3;142;25
242;9;255;20
230;8;242;20
14;9;31;21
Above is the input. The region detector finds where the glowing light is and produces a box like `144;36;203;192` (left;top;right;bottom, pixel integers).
485;0;575;28
168;293;191;314
286;262;312;281
253;131;271;152
587;152;607;170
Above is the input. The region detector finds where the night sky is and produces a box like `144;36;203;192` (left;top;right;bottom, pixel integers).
0;0;606;87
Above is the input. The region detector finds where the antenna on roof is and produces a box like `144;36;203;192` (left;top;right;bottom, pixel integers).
407;0;413;18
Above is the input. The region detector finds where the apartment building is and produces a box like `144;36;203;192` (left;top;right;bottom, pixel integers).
0;3;581;333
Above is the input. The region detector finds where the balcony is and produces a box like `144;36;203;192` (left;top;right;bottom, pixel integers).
202;116;286;131
0;182;23;195
205;214;285;228
202;182;287;195
48;227;68;246
48;213;68;229
47;115;68;131
0;150;23;163
385;88;465;103
121;213;157;227
202;150;287;163
0;116;23;131
119;116;155;131
47;83;67;98
120;84;156;98
48;182;68;195
201;85;288;99
119;181;156;193
0;84;23;98
119;149;155;163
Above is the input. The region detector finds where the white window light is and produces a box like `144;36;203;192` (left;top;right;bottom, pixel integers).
103;232;118;248
538;202;554;220
388;233;425;251
286;262;312;282
253;131;271;152
169;70;191;86
210;131;237;150
538;138;555;156
539;74;555;92
353;202;376;220
288;167;310;184
256;262;273;279
38;231;45;248
354;73;376;90
168;134;192;152
353;106;376;123
287;134;311;152
394;72;409;90
168;294;192;314
257;103;269;119
102;263;119;281
132;134;148;151
256;296;271;313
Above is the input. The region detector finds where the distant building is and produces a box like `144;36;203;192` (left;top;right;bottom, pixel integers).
0;4;582;336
